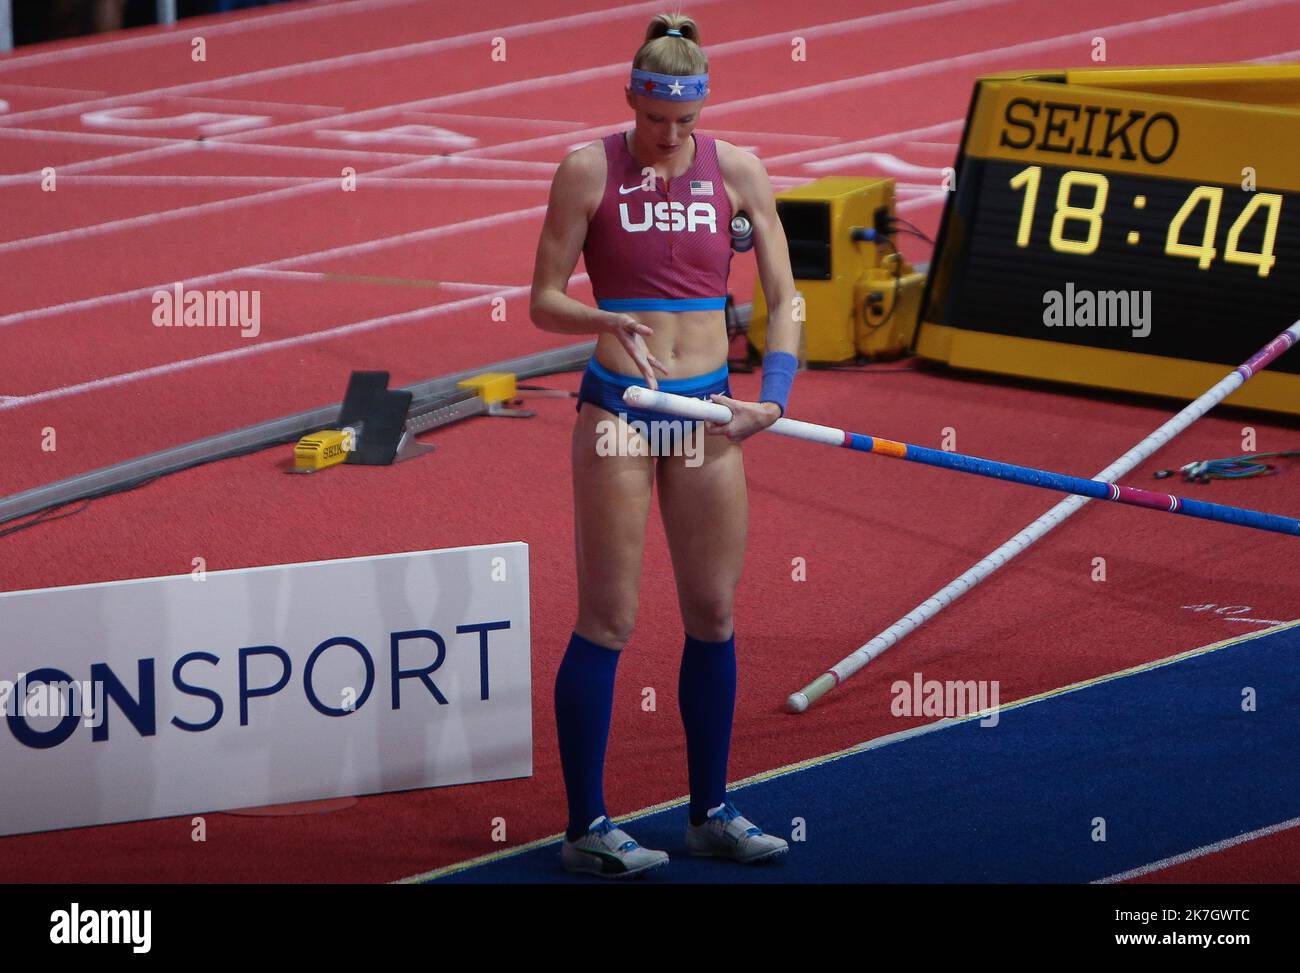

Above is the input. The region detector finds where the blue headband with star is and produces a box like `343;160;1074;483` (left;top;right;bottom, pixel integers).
629;68;709;101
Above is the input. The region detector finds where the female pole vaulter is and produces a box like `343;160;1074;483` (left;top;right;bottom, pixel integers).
530;11;801;878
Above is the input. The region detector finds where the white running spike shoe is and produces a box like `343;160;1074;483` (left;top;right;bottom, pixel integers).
685;800;789;863
561;816;670;878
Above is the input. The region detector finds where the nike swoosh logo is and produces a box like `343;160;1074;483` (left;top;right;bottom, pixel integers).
619;183;650;195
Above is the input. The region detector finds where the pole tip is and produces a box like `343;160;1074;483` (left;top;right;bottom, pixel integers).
786;692;809;714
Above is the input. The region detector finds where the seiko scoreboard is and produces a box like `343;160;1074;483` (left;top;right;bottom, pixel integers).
918;65;1300;415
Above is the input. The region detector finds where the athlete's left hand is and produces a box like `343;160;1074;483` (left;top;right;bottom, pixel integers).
704;394;781;442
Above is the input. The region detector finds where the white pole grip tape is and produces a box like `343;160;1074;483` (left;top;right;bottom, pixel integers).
622;386;846;447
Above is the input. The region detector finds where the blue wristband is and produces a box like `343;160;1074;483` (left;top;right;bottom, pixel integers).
759;350;797;417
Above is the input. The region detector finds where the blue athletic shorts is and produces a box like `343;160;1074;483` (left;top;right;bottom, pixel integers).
576;358;731;429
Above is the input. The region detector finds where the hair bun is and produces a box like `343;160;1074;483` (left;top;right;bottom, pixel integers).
634;15;706;74
645;14;699;45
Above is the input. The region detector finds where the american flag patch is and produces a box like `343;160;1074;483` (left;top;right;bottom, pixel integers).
690;180;713;196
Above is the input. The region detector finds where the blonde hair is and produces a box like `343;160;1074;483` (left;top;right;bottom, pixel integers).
633;12;707;76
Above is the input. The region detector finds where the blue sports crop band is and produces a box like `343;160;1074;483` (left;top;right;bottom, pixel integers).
597;296;728;312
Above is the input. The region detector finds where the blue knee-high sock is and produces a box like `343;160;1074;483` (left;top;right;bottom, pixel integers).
554;631;622;841
679;631;737;826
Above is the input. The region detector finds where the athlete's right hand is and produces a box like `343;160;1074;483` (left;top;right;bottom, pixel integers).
605;313;669;390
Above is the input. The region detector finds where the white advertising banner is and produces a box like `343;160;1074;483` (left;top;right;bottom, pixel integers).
0;543;531;837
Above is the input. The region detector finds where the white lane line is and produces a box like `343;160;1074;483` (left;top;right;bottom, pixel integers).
0;140;202;181
0;277;574;409
807;150;949;177
161;95;345;116
0;126;182;147
190;139;430;164
0;0;431;69
5;0;1268;413
754;26;1300;171
207;0;1019;148
281;0;1286;161
704;128;843;146
0;77;699;247
401;620;1300;883
0;83;108;97
0;143;557;249
1249;47;1300;60
2;0;1282;193
0;0;735;180
0;173;935;405
0;0;1013;217
0;202;549;329
396;111;591;131
1094;816;1300;883
0;105;944;318
0;122;575;183
764;118;965;167
0;0;735;126
0;152;448;255
702;0;1299;116
2;4;1279;326
43;0;986;195
0;174;552;189
0;138;437;184
247;269;514;293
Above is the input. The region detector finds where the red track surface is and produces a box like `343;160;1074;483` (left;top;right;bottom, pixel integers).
1;0;1298;883
1129;823;1300;883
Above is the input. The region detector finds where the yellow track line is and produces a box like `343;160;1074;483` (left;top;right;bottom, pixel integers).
396;619;1300;883
320;272;446;289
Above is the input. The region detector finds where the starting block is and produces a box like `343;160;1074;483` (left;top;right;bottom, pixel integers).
291;370;532;473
